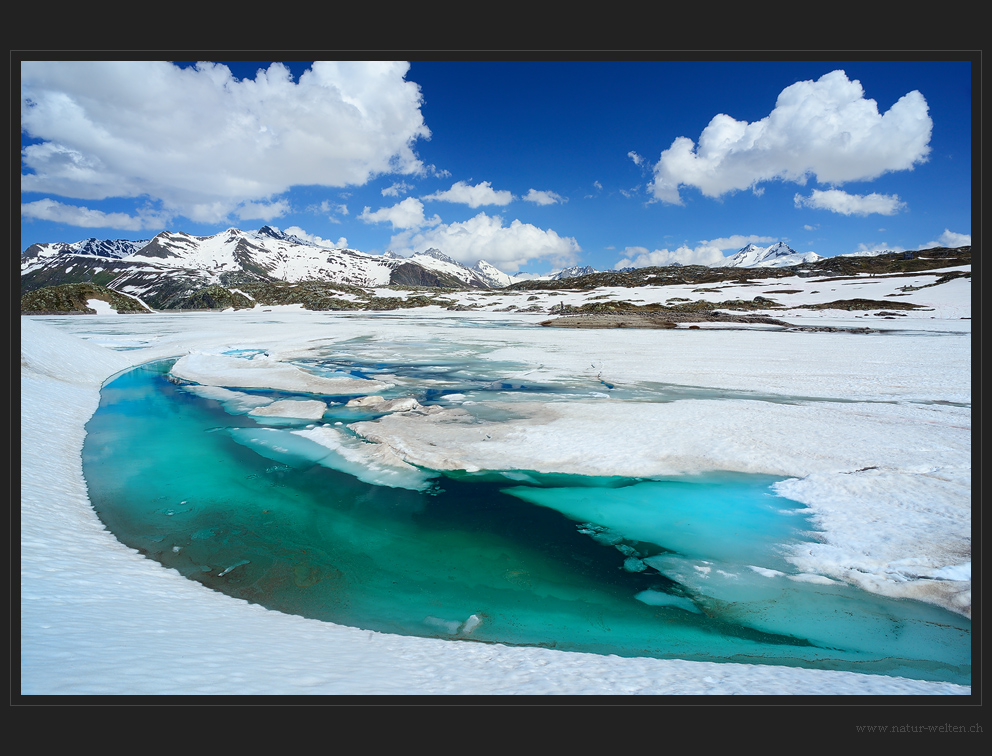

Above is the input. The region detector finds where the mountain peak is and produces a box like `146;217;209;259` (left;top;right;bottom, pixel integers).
254;226;313;246
256;225;284;239
417;248;457;264
551;265;596;280
723;241;823;268
471;259;514;288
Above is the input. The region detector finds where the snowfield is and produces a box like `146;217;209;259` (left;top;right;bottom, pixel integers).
20;267;971;696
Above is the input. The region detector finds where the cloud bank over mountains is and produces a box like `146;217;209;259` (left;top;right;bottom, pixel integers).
614;234;779;269
386;212;581;273
358;183;580;270
649;70;933;206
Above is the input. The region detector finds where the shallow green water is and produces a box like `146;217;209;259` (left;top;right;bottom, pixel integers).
81;356;971;684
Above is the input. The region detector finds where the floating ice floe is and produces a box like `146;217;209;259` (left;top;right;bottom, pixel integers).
248;399;327;420
346;395;422;412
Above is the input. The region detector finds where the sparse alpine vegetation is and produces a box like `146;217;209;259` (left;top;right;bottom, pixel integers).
20;283;151;314
797;298;926;311
510;247;971;292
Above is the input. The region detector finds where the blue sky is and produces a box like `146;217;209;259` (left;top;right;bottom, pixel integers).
20;58;973;274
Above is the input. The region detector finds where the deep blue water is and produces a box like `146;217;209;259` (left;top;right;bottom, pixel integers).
81;354;971;684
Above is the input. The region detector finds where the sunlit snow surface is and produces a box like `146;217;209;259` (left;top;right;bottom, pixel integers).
21;272;971;694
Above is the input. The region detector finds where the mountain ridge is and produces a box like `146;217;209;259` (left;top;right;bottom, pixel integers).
24;228;959;311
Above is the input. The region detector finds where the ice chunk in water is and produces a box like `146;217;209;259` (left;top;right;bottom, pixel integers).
248;399;327;420
346;395;422;413
347;395;385;407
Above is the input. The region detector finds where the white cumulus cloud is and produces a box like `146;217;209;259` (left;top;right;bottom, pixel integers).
387;212;580;272
421;180;515;207
614;244;727;269
282;226;348;249
850;242;905;255
382;181;414;197
523;188;565;205
794;189;906;216
700;234;777;250
650;70;932;204
919;229;971;249
21;198;166;231
20;60;430;224
235;199;293;221
359;197;440;230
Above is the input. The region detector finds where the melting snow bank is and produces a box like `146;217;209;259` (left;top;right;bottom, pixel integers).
20;315;970;695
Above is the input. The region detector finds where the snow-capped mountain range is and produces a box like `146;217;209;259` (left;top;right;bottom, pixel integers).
21;228;825;309
722;242;823;268
21;227;504;288
20;227;523;304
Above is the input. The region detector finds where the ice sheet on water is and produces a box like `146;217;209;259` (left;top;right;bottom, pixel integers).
171;352;393;395
226;425;435;491
297;426;436;491
643;553;970;665
228;425;434;491
503;476;811;568
181;385;274;414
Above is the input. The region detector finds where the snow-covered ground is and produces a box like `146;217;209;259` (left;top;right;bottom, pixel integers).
20;267;971;695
